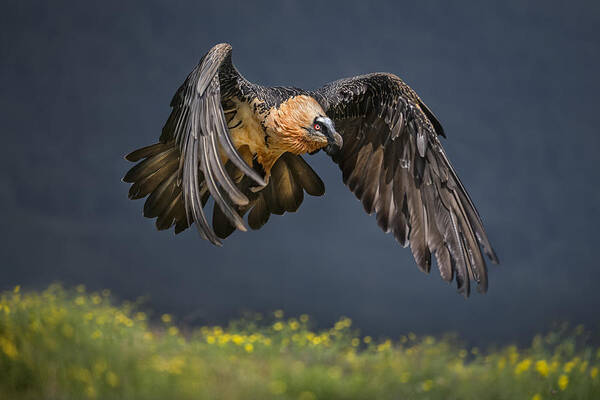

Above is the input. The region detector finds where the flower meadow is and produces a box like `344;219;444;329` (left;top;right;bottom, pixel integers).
1;285;599;399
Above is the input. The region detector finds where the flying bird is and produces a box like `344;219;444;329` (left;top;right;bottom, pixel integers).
123;43;498;297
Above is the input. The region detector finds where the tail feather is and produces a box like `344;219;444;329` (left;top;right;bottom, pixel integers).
284;153;325;196
143;173;179;218
123;147;177;183
125;143;172;162
156;192;184;231
128;157;179;200
212;153;325;239
124;144;325;239
248;195;270;230
124;142;188;232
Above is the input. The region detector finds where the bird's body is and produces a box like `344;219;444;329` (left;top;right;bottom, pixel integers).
228;94;329;174
124;43;498;297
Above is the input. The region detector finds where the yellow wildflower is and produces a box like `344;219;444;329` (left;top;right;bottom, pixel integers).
421;379;433;392
351;338;360;347
115;312;133;327
558;374;568;390
13;285;20;293
168;326;179;336
299;314;309;323
134;312;146;321
535;360;549;377
564;360;576;373
161;314;172;324
532;394;542;400
273;322;284;331
289;319;299;330
0;337;18;359
363;336;372;344
93;359;107;375
105;371;119;387
244;343;254;353
152;356;185;375
273;309;284;319
334;320;346;331
515;359;532;375
76;284;86;293
85;385;97;399
232;334;244;345
590;367;598;379
497;357;506;370
218;334;231;345
377;339;391;352
346;350;357;363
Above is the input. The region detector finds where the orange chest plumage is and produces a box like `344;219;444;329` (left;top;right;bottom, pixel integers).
228;95;328;177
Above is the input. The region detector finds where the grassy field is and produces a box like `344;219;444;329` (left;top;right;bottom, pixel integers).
0;285;599;400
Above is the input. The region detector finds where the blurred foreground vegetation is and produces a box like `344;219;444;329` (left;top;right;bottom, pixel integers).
1;285;599;399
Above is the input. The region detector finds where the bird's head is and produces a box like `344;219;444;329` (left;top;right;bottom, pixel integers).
265;95;343;155
307;115;344;155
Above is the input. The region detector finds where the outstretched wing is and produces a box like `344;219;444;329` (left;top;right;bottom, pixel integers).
159;43;265;245
124;43;328;244
314;73;498;296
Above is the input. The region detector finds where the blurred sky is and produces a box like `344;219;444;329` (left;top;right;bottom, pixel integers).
1;0;599;346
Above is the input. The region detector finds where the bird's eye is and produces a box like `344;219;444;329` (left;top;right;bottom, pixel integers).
314;123;321;131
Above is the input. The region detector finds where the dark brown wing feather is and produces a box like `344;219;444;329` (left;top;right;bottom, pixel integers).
124;43;266;245
213;153;325;239
314;73;498;296
124;44;326;244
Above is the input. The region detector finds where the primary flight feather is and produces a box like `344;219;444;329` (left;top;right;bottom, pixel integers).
123;43;498;297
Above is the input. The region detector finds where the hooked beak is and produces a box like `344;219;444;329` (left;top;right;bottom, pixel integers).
324;130;343;155
316;117;343;155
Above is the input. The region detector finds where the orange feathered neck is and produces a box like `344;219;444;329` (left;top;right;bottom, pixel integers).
258;95;328;174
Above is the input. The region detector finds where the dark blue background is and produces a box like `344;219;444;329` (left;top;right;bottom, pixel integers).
2;0;599;345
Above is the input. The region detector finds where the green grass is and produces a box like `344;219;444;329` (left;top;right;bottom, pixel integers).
1;285;599;399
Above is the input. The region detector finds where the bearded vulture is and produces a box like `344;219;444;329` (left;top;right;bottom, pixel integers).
123;43;498;296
